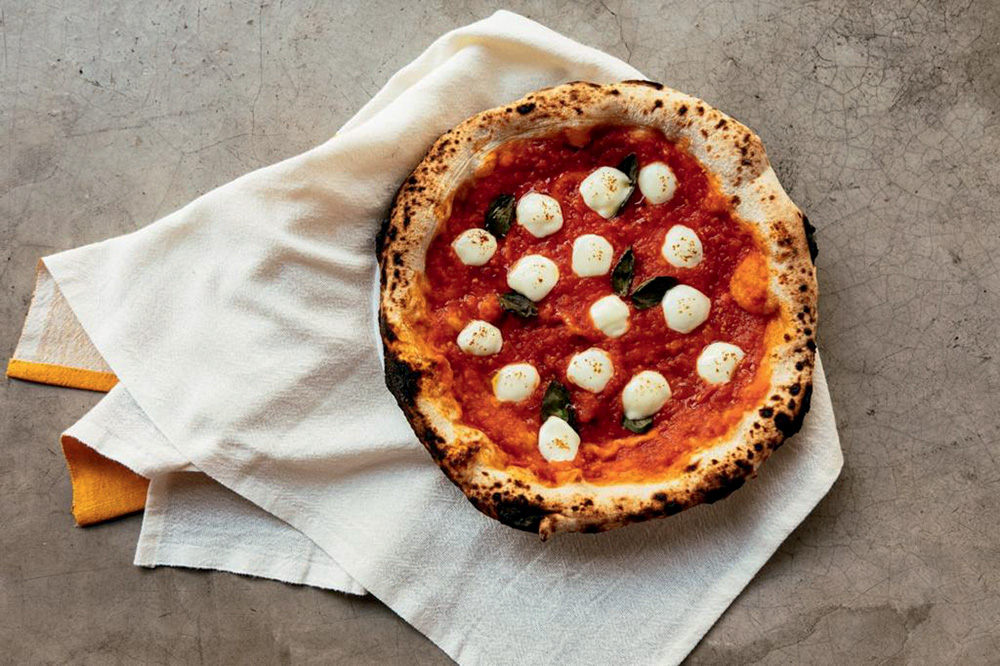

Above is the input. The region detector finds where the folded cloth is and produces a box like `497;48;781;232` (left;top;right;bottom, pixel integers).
9;10;843;664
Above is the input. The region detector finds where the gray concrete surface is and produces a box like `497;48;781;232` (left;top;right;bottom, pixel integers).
2;0;998;663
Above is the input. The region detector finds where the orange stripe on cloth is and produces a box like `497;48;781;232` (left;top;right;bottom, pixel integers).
6;359;118;392
61;436;149;526
7;359;145;524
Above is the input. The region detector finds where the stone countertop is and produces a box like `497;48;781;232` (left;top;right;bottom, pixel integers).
2;1;998;663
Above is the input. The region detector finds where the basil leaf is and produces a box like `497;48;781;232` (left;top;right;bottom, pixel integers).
484;193;515;238
630;276;679;309
610;246;635;297
498;291;537;318
541;380;574;426
617;153;638;184
612;153;638;217
622;416;654;434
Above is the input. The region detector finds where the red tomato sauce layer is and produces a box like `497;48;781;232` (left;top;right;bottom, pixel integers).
421;125;774;484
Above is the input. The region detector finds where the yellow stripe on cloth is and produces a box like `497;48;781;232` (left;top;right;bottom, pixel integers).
6;359;118;392
61;436;148;525
7;359;146;525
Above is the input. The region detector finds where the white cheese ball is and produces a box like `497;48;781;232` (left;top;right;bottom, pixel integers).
661;284;711;334
507;254;559;302
588;295;630;338
621;371;672;420
697;342;746;384
492;363;540;403
579;166;632;218
638;161;678;204
456;320;502;356
566;347;614;393
572;234;614;277
661;225;703;268
516;192;564;238
451;228;497;266
537;416;581;462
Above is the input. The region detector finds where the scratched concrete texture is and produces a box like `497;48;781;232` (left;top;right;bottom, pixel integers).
1;0;998;663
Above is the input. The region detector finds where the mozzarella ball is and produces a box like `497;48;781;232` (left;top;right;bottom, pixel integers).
457;320;502;356
638;162;678;204
492;363;540;403
661;225;703;268
507;254;559;302
566;347;614;393
451;228;497;266
621;371;672;420
661;284;711;334
696;342;746;384
579;166;632;218
589;295;630;338
538;416;581;462
516;192;564;238
572;234;614;277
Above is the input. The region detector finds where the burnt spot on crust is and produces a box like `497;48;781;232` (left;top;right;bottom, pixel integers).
802;214;819;262
623;79;665;90
773;382;813;439
516;102;536;115
678;104;688;115
383;346;422;409
491;495;546;533
701;472;746;504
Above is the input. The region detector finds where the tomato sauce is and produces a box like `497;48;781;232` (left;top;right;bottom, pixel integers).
420;125;774;484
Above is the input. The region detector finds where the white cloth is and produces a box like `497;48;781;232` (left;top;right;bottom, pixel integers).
36;11;842;665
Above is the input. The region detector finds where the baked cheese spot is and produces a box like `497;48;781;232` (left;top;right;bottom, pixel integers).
696;342;745;384
638;162;677;204
661;224;703;268
457;320;502;356
661;284;710;334
572;234;614;277
566;347;614;393
621;370;672;420
507;254;559;301
451;228;497;266
579;166;632;218
516;192;564;238
492;363;540;403
730;252;777;314
538;415;581;462
588;294;630;338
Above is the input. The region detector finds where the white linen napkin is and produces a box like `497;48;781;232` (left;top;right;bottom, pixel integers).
25;11;843;664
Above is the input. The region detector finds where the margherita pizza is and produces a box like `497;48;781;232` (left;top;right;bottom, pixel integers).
378;81;817;538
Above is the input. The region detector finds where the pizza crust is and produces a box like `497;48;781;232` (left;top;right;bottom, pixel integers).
378;81;818;538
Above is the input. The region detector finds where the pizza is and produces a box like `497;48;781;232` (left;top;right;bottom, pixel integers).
378;81;817;538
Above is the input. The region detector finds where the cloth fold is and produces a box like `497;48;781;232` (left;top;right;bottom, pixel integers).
9;11;842;664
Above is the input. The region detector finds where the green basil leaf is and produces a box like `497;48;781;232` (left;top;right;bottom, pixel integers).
611;246;635;297
622;416;654;434
617;153;638;184
484;193;515;238
541;380;574;426
498;291;538;318
630;276;679;309
612;153;638;217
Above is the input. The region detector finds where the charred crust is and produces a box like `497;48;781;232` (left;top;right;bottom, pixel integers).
773;382;812;439
622;79;664;90
802;214;819;262
382;346;422;410
700;473;746;504
516;102;536;114
490;495;546;533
